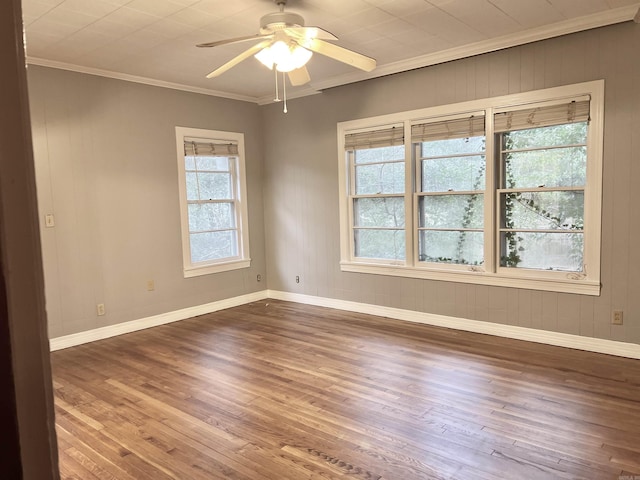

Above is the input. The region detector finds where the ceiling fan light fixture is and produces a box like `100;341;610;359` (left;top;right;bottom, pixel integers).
254;40;312;73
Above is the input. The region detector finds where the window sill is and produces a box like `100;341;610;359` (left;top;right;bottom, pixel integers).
184;259;251;278
340;261;600;296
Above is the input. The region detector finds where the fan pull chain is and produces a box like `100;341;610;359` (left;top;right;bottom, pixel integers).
283;72;288;113
274;67;280;102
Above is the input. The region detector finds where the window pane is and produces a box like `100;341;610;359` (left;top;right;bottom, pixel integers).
502;191;583;230
419;231;484;265
186;172;199;200
503;147;586;189
502;123;587;150
190;230;238;263
196;156;230;171
185;156;196;170
197;172;232;200
354;197;404;228
421;155;485;192
500;232;583;271
355;162;404;194
354;145;404;164
354;229;405;260
422;135;485;157
188;203;235;232
419;194;483;229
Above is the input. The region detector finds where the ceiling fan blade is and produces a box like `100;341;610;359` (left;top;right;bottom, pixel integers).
302;38;376;72
197;34;273;48
288;66;311;86
285;26;338;41
206;40;273;79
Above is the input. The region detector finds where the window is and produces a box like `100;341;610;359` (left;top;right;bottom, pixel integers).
175;127;250;277
496;101;589;273
338;81;603;295
414;114;486;267
346;126;405;262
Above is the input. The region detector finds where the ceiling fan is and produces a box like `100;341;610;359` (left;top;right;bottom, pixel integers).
196;0;376;87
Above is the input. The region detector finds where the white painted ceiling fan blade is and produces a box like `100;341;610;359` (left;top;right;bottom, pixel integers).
302;38;376;72
197;34;273;48
288;66;311;86
285;26;338;41
205;40;273;79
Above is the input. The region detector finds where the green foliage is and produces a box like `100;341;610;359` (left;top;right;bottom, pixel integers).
352;121;588;270
500;122;587;270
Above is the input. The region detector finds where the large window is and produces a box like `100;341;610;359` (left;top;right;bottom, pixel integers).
338;81;603;295
175;127;250;277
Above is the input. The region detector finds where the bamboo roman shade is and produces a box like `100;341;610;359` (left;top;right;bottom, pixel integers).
494;99;590;133
344;125;404;150
184;138;238;156
411;115;485;143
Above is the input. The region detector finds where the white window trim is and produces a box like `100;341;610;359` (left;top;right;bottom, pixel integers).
175;126;251;278
337;80;604;296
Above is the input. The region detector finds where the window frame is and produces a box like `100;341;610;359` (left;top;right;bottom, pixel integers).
347;132;407;265
175;126;251;278
414;110;488;270
337;81;604;295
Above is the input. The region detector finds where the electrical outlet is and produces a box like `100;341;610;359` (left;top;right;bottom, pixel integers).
147;280;155;291
612;310;623;325
295;275;300;284
257;274;262;282
97;303;105;316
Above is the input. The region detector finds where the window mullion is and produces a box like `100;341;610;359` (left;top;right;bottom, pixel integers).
484;107;497;274
412;142;422;266
404;120;413;266
347;151;357;260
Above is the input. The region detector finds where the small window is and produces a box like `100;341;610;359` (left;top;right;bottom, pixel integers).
175;127;250;277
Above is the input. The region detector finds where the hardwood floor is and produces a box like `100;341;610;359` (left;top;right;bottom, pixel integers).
51;300;640;479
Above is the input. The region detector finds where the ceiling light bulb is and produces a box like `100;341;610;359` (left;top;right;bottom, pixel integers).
275;44;312;73
255;40;313;73
270;41;290;64
291;45;313;68
255;45;275;69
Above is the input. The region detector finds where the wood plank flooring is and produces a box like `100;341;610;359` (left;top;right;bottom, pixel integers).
51;300;640;479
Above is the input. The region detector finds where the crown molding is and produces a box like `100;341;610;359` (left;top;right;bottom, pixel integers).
256;84;322;105
308;3;640;94
26;57;259;104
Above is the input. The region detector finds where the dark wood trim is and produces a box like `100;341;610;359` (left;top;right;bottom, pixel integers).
0;0;59;477
0;267;22;477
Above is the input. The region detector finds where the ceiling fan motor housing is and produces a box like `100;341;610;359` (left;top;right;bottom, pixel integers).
260;11;305;33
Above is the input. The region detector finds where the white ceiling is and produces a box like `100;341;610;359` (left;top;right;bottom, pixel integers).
23;0;640;104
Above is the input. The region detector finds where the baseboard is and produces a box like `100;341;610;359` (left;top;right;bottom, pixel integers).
50;288;640;360
267;290;640;360
49;290;269;351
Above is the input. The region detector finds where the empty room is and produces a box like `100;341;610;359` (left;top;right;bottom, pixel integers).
2;0;640;478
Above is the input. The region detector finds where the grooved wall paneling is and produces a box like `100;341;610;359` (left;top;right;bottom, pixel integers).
262;22;640;345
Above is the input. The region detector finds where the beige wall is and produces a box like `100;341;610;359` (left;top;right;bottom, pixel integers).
28;21;640;346
28;66;267;338
262;22;640;345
